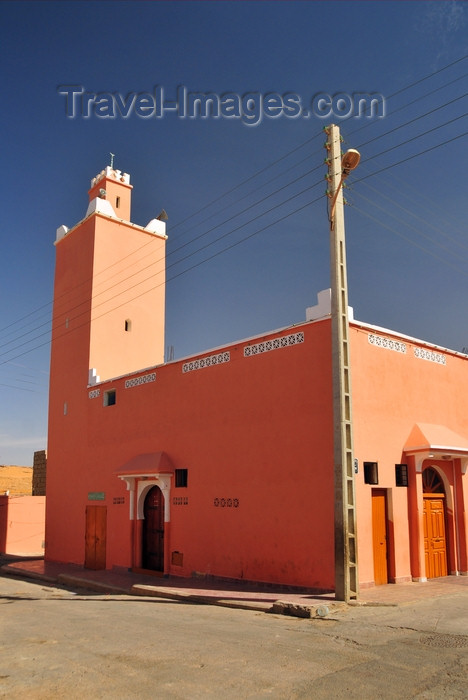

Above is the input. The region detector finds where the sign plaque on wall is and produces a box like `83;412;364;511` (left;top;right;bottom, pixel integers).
88;491;105;501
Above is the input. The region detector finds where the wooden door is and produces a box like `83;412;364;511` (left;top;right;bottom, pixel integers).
423;496;448;578
372;489;388;585
85;505;107;570
142;486;164;571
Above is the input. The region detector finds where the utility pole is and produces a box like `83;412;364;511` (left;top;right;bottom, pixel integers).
325;123;359;601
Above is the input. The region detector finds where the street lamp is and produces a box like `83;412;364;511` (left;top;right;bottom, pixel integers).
329;148;360;230
325;125;360;602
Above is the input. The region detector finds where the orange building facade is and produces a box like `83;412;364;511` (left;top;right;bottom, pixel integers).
45;168;468;592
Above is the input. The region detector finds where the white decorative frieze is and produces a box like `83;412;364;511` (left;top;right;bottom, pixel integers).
88;388;101;399
182;351;230;374
125;372;156;389
414;347;446;365
368;334;407;354
244;331;305;358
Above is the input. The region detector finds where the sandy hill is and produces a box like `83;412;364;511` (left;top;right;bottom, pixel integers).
0;465;33;495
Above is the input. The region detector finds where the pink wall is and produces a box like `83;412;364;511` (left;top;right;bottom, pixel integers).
46;319;336;589
351;325;468;585
0;496;45;555
45;168;468;592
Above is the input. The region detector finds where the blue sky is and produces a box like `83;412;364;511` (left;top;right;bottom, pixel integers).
0;1;467;466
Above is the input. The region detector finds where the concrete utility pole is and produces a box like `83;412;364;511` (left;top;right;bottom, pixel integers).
325;123;360;601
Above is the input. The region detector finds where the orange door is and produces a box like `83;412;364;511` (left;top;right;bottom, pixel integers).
85;505;107;570
423;496;447;578
372;489;388;585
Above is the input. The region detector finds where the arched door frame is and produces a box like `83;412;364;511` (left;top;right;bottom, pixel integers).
409;455;455;579
137;475;172;522
118;472;172;571
422;465;450;578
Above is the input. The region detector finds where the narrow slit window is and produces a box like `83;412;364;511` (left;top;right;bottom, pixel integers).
395;464;409;487
125;319;132;332
364;462;379;485
175;469;188;488
104;389;116;407
116;196;120;209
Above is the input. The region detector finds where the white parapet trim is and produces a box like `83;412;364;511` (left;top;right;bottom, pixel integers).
56;225;69;242
144;218;167;238
85;197;117;219
306;288;354;322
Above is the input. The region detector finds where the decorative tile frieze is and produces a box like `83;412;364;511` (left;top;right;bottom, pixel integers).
125;372;156;389
214;497;239;508
88;388;101;399
173;497;189;506
182;351;230;374
368;334;407;354
244;331;304;358
414;347;446;365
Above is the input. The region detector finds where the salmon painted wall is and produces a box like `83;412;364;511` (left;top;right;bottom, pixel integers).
46;210;96;561
46;319;336;590
350;324;468;585
0;496;45;555
89;216;166;382
46;168;467;592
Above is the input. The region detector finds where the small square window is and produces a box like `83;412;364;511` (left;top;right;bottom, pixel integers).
104;389;116;407
175;469;188;488
364;462;379;485
395;464;409;487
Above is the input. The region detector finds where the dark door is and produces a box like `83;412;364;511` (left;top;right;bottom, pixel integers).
142;486;164;571
85;505;107;570
372;489;388;585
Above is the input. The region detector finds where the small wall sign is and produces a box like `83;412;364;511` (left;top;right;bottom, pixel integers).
88;491;105;501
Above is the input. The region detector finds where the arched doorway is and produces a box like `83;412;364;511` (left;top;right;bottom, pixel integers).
423;467;448;578
142;486;164;571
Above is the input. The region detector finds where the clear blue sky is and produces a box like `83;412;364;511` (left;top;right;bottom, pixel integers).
0;1;467;465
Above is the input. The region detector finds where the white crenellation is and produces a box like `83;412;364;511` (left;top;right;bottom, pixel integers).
56;225;69;242
306;288;354;322
88;368;100;385
144;218;167;238
90;167;131;188
85;197;117;219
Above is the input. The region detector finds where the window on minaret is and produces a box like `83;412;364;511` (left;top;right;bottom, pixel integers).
125;319;132;332
116;196;120;209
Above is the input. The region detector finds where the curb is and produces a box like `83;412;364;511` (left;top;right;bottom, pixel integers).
57;574;131;596
2;565;329;616
131;583;272;612
1;563;58;584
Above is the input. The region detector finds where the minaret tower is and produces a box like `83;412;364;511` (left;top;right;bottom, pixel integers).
49;166;167;411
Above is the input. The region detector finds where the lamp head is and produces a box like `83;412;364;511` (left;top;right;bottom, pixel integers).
341;149;361;177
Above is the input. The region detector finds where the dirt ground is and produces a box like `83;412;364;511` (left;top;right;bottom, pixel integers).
1;574;467;699
0;465;32;495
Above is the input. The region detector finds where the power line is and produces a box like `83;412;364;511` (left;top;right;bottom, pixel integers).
2;55;466;341
1;55;467;369
1;117;466;362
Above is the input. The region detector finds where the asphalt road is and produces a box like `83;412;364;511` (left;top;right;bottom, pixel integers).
1;573;467;699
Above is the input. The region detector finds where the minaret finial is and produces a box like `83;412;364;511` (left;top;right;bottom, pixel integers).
109;152;115;169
